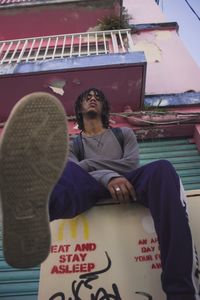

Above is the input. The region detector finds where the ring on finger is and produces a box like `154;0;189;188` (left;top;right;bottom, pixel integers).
115;187;120;192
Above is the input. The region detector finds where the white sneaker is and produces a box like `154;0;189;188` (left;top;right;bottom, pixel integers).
0;92;68;268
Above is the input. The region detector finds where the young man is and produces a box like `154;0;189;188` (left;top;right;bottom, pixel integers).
0;90;199;300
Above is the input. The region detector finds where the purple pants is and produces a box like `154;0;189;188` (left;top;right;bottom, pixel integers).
49;160;200;300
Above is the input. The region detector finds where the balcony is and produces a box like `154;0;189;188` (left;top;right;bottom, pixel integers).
0;29;135;65
0;29;146;123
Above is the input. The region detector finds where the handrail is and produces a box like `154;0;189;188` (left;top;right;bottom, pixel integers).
0;29;134;65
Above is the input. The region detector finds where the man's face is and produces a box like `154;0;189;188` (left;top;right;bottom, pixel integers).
81;90;103;117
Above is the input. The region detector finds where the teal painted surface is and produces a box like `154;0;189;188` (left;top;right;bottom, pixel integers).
139;137;200;190
0;137;200;299
0;230;40;299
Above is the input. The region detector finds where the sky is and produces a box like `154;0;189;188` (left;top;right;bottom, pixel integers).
158;0;200;67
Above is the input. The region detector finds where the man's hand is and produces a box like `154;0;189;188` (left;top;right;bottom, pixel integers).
107;177;137;203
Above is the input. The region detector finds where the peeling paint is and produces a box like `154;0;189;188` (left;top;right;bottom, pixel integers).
49;86;64;95
48;79;66;95
133;40;162;63
73;78;81;85
136;128;165;140
73;11;79;19
87;24;101;32
154;30;172;40
135;78;142;89
127;80;135;87
73;123;79;130
111;82;119;90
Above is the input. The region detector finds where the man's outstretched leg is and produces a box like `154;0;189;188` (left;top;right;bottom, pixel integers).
0;92;68;268
125;160;200;300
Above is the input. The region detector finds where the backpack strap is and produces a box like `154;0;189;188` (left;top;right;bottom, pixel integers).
111;127;124;154
73;127;124;161
73;133;84;162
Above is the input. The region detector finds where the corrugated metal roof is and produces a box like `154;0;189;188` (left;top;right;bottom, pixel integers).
0;137;200;299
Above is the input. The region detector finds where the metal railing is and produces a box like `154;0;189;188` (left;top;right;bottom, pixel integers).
0;29;134;65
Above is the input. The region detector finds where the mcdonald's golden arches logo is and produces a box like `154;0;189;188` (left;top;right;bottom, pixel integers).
58;215;89;241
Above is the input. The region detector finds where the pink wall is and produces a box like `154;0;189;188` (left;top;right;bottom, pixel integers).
123;0;200;95
0;0;121;40
122;0;200;146
132;29;200;95
124;0;166;24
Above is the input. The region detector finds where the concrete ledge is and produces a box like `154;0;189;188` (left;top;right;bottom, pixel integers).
131;22;179;33
0;52;146;75
144;92;200;107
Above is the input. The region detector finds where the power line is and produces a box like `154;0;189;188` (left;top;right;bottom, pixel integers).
161;0;164;12
184;0;200;21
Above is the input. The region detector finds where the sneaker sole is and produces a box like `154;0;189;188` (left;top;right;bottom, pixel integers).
0;92;68;268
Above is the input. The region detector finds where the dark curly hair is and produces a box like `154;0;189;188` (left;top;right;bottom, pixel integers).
75;88;110;131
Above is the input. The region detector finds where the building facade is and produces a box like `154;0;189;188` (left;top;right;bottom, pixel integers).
0;0;200;299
